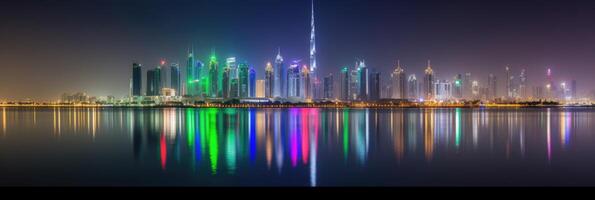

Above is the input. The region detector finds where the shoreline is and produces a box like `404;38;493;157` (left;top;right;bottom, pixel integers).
0;104;593;109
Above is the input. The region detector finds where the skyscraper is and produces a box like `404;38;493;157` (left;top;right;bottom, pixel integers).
340;67;350;101
357;60;368;101
170;63;180;95
423;60;434;100
519;69;527;99
571;80;577;99
185;49;198;96
391;61;406;99
239;62;249;98
488;74;497;100
323;73;334;99
453;74;463;99
288;60;301;98
505;65;512;98
407;74;418;100
222;67;230;99
301;65;311;99
132;62;142;96
309;0;318;99
208;54;219;98
463;73;472;99
146;67;161;96
434;80;451;101
249;67;256;98
274;49;285;98
370;71;380;101
265;62;274;98
256;79;265;98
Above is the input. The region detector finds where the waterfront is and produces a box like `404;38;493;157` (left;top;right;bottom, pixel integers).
0;107;594;186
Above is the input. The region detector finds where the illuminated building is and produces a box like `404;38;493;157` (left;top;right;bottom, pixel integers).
309;0;318;99
340;67;350;101
506;65;512;98
488;73;497;100
472;81;479;98
323;73;333;99
533;86;544;100
301;65;311;99
249;67;256;98
463;73;471;99
369;71;380;101
256;79;265;98
208;54;219;98
186;49;198;96
161;88;176;97
230;78;239;98
222;67;231;98
239;62;249;98
350;65;359;100
391;60;406;99
274;49;285;98
407;74;418;100
132;62;142;96
519;69;527;99
170;63;180;95
434;80;451;101
571;80;577;99
357;60;368;101
265;62;274;98
453;74;463;99
287;60;301;98
423;60;434;100
146;67;162;96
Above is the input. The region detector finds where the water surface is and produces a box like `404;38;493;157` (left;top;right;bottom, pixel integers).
0;107;594;186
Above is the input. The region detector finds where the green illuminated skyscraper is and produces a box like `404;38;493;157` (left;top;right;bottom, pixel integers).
208;53;219;98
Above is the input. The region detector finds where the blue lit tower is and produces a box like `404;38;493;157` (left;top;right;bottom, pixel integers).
185;48;198;96
274;49;285;98
132;62;142;96
357;60;368;101
249;66;256;97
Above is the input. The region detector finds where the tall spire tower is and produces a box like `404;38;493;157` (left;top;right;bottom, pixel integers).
309;0;318;99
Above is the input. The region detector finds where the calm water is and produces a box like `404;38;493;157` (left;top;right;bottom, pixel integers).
0;107;594;186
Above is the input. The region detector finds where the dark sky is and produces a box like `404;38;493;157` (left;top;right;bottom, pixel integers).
1;0;595;100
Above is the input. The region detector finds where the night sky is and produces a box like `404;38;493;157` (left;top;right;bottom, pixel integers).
1;0;595;100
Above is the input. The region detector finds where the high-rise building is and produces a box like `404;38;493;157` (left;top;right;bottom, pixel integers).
265;62;274;98
488;74;497;100
170;63;180;95
434;80;451;101
463;73;472;99
391;61;406;99
222;67;231;99
369;71;380;101
407;74;418;100
249;67;256;98
301;65;311;99
472;81;479;98
309;0;318;99
208;54;219;98
274;49;285;98
340;67;350;101
357;61;368;101
453;74;463;99
146;67;161;96
505;65;512;98
238;62;249;98
532;86;544;100
132;62;142;96
288;60;301;98
519;69;527;99
423;60;434;100
185;49;197;96
350;66;359;100
323;73;334;99
571;80;577;99
256;79;265;98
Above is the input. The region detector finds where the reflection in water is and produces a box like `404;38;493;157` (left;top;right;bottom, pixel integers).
1;107;594;186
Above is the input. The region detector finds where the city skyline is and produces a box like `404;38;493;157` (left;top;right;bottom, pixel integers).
1;0;595;100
